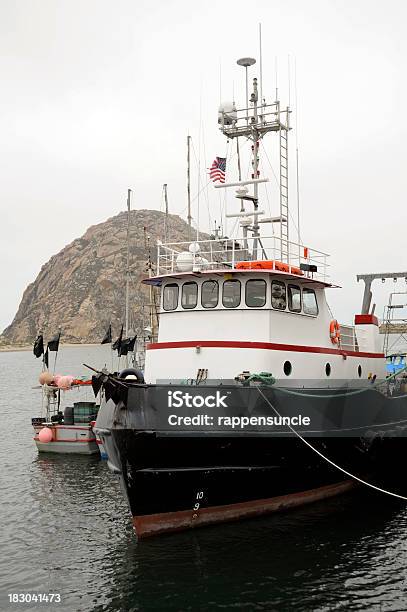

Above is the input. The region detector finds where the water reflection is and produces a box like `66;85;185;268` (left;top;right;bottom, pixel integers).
93;490;407;611
2;347;407;611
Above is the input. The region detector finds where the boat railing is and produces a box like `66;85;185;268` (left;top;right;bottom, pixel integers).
156;235;330;282
219;100;290;138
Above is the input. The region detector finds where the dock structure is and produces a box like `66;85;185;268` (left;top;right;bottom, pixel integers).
357;272;407;314
379;324;407;335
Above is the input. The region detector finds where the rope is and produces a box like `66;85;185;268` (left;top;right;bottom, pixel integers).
274;417;407;436
246;372;276;385
256;386;407;502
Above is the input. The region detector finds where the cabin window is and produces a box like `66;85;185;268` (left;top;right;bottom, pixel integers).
271;281;286;310
222;280;241;308
163;283;179;311
181;282;198;309
303;288;318;316
246;279;267;308
288;284;301;313
201;280;219;309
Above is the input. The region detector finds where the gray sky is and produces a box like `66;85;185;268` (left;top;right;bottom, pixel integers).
1;0;406;332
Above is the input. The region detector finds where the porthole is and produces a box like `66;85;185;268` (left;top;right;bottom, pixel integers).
325;363;331;377
358;365;362;378
283;361;292;376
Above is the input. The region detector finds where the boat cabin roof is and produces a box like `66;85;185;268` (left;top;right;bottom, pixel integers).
143;268;339;289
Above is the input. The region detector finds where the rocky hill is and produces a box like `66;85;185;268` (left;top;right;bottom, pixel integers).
1;209;202;345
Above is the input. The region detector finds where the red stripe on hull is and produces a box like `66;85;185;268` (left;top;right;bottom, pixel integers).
133;480;356;538
33;426;93;431
146;340;383;359
33;437;95;443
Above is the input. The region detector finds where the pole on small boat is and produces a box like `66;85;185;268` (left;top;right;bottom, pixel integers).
124;189;133;368
187;135;192;240
125;189;132;339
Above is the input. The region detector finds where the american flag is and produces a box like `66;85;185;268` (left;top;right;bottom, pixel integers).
209;156;226;183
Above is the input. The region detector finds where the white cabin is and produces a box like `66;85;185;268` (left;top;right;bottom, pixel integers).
143;238;385;386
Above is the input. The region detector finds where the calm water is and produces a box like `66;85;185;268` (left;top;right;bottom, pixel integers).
1;346;407;611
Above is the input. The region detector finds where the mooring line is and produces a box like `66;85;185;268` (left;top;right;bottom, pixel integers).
256;387;407;502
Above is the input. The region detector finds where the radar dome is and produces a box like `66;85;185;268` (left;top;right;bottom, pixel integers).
218;102;237;126
189;241;201;254
176;251;194;272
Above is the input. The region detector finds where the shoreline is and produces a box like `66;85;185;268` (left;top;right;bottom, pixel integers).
0;343;100;353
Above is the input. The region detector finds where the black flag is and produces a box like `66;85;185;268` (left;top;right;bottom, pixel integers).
47;332;61;352
127;335;137;352
43;348;49;368
33;334;44;358
101;324;112;345
119;335;137;357
112;325;123;353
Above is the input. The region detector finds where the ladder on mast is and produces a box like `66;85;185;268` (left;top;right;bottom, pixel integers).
279;125;289;262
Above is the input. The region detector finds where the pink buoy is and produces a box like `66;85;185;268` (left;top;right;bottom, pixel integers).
38;427;53;443
56;375;74;390
39;372;54;386
53;374;62;386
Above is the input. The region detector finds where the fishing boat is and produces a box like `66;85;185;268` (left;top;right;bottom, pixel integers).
32;334;99;454
95;52;407;537
32;380;99;455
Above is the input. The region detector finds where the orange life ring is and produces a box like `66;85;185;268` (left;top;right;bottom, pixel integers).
329;320;340;345
236;260;273;270
235;260;303;275
274;261;289;272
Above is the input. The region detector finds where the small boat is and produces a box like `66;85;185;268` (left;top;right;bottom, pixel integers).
32;380;99;455
31;333;100;454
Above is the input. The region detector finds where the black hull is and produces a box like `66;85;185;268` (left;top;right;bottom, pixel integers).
111;433;372;537
133;480;356;537
95;382;407;537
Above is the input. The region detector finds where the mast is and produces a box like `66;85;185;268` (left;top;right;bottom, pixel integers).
252;77;260;258
125;188;131;338
163;183;169;243
218;56;290;263
259;23;263;107
237;57;255;127
187;135;192;239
